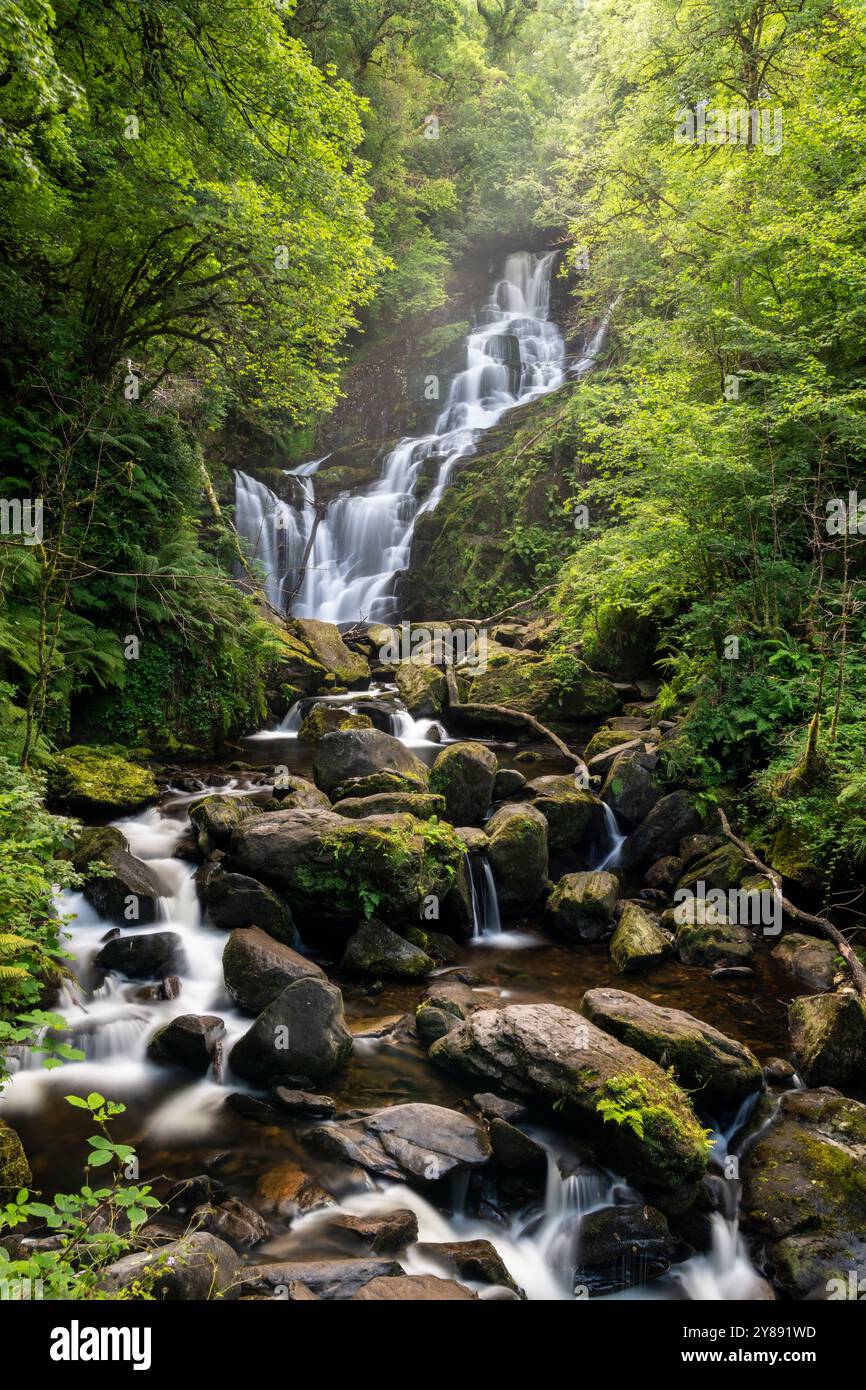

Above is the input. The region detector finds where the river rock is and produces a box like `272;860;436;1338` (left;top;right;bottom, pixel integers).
192;1197;270;1250
644;855;683;893
489;1118;546;1173
330;770;429;801
146;1014;225;1072
620;792;702;872
342;918;434;979
675;842;752;895
741;1089;866;1297
205;870;294;942
788;991;866;1086
254;1161;333;1217
189;794;258;853
526;776;606;852
297;706;372;745
467;651;619;724
242;1258;399;1300
576;1204;676;1293
47;746;158;817
416;980;479;1046
484;802;548;910
679;834;723;865
271;774;332;811
100;1232;239;1299
430;1004;709;1212
546;871;618;943
290;617;370;684
394;660;447;716
313;728;428;796
334;791;446;820
772;934;838;994
493;768;526;799
581;988;762;1105
228;808;461;930
352;1274;475;1300
0;1118;31;1201
416;1239;520;1292
601;749;661;830
327;1209;419;1253
311;1102;491;1183
675;920;754;968
223;926;325;1014
430;741;497;823
80;843;165;927
94;930;186;980
229;977;352;1084
609;903;673;972
270;1087;336;1119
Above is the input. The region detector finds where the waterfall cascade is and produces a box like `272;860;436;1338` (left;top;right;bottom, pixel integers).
233;251;574;623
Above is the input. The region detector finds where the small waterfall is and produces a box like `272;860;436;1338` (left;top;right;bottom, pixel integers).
233;251;567;623
594;803;626;871
468;854;502;938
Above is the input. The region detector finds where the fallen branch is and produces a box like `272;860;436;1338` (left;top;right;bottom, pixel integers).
445;661;587;772
718;809;866;998
285;500;328;611
428;584;558;631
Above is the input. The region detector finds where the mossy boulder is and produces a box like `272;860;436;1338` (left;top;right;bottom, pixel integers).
227;808;463;930
582;987;762;1105
330;769;429;802
430;1004;710;1213
484;802;548;910
47;745;158;816
609;904;673;973
675;920;754;968
288;618;370;685
189;794;259;854
675;843;752;896
313;728;429;797
271;775;331;812
526;775;606;852
0;1118;31;1201
584;726;639;760
334;792;446;820
601;750;661;830
546;871;618;943
766;822;820;890
342;918;434;979
771;934;838;994
297;706;372;745
394;661;447;717
429;742;497;824
416;980;478;1047
467;650;619;724
788;991;866;1087
620;791;701;873
741;1089;866;1297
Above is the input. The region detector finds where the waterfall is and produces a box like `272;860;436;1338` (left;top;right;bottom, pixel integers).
594;803;626;871
233;251;567;623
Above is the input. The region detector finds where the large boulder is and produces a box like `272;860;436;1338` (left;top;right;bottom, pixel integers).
674;842;752;895
581;988;762;1106
311;1102;491;1183
94;930;186;980
334;792;446;820
222;927;325;1014
675;920;754;968
546;871;618;943
467;651;619;724
313;728;428;796
788;991;866;1087
189;794;258;853
526;776;607;852
99;1232;239;1299
227;808;463;930
297;706;372;744
289;618;370;685
484;802;548;910
620;792;702;872
394;660;447;717
772;934;838;994
342;919;434;979
330;771;429;802
76;829;164;926
271;775;331;812
429;742;497;824
205;871;294;943
601;749;661;830
415;1239;519;1292
47;745;158;816
146;1014;225;1072
741;1089;866;1297
229;977;352;1084
0;1118;31;1201
430;1004;710;1212
609;904;673;973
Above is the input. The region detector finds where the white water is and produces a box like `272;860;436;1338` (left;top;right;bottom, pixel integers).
250;685;448;748
233;251;568;624
469;855;502;939
594;802;626;871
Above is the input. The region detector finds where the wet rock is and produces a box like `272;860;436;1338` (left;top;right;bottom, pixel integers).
394;660;447;717
311;1102;491;1184
290;617;370;685
298;706;372;744
788;991;866;1086
620;792;702;872
455;826;489;852
576;1204;675;1292
763;1057;797;1087
484;802;548;910
581;988;762;1105
489;1118;546;1174
270;1087;336;1120
223;927;325;1014
678;834;723;865
270;774;332;812
192;1197;270;1250
164;1174;227;1214
675;843;752;895
205;870;294;944
327;1209;419;1253
0;1118;31;1201
644;855;683;893
473;1092;528;1123
100;1232;239;1299
342;919;434;980
493;768;526;800
416;1239;520;1292
242;1257;398;1300
189;794;258;853
601;749;661;830
229;977;353;1084
146;1014;225;1073
416;980;479;1047
74;827;164;926
609;903;674;973
772;934;839;994
313;728;428;796
334;792;446;820
546;871;618;943
352;1273;474;1300
254;1162;333;1218
94;930;186;981
430;742;498;823
741;1088;866;1298
526;776;606;852
330;770;429;801
675;920;754;968
430;1004;709;1213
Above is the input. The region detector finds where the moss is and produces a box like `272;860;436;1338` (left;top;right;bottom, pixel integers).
595;1071;713;1189
297;707;372;744
47;745;158;815
585;726;637;759
0;1119;31;1201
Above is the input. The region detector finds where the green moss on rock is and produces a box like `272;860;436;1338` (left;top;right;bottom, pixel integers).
47;745;158;816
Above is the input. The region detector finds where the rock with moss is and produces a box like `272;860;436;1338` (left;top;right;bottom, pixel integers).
766;822;820;890
0;1118;31;1202
484;802;548;910
79;837;165;927
467;650;619;725
47;745;158;816
493;768;525;800
330;769;429;802
429;742;497;824
416;980;479;1047
342;918;434;980
189;794;259;854
271;775;331;812
526;775;606;852
620;792;702;873
674;843;752;896
546;871;618;943
609;904;673;973
675;920;754;968
228;808;462;930
772;934;839;994
576;1204;676;1293
788;991;866;1086
288;618;370;686
582;987;762;1105
313;728;429;797
334;792;446;820
394;661;447;717
297;706;372;745
430;1004;710;1212
601;750;661;830
584;725;641;761
741;1089;866;1297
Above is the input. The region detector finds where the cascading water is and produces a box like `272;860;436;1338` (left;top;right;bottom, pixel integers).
233;251;568;624
594;802;626;871
469;855;502;938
